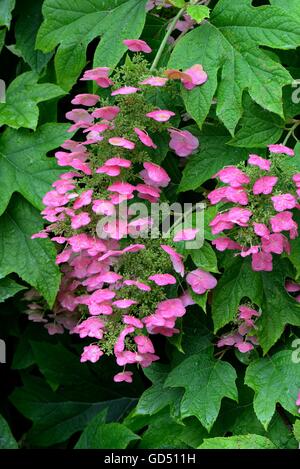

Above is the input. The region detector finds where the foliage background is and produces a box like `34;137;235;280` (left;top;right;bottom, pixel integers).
0;0;300;449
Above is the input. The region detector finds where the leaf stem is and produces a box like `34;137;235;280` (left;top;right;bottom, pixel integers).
150;7;185;72
283;121;300;145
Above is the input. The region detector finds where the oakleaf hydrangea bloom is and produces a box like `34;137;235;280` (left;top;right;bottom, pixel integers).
29;47;215;383
208;145;300;271
217;305;260;353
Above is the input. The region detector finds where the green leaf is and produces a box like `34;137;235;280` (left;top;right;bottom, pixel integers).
229;98;284;148
75;409;107;449
199;434;276;449
178;134;249;191
30;341;100;387
0;72;65;129
29;341;122;396
139;412;189;449
36;0;147;91
169;0;185;7
0;195;60;307
212;257;262;333
12;330;35;370
169;0;300;134
189;289;208;313
189;241;219;273
135;317;214;425
165;351;238;430
179;417;209;449
283;81;300;121
75;420;139;449
234;409;297;449
27;338;143;400
124;409;161;433
0;0;15;28
245;350;300;429
210;379;297;448
136;364;183;418
93;0;148;72
186;5;210;24
74;410;106;447
0;415;18;449
10;375;135;447
281;141;300;173
0;277;26;302
203;205;219;241
293;420;300;442
168;322;184;353
14;0;53;73
174;311;214;360
271;0;300;15
0;28;5;52
0;123;71;215
132;410;208;449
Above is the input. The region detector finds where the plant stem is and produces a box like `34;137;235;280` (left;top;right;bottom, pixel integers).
150;7;185;72
283;121;300;145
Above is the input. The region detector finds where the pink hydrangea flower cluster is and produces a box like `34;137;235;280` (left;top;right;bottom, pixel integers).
217;305;260;353
208;145;300;271
23;287;79;334
30;43;215;383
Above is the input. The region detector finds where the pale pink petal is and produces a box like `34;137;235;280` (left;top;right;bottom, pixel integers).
182;64;208;90
146;109;175;122
148;273;177;286
71;212;91;229
253;176;278;195
111;86;140;96
123;39;152;53
65;109;93;123
213;166;250;187
105;157;131;168
160;244;184;277
271;193;296;212
140;76;168;87
142;162;170;187
268;144;294;156
80;345;103;363
107;181;135;195
113;371;133;383
108;137;135;150
134;127;157;148
96;165;121;176
251;251;273;271
71;93;99;106
168;128;199;157
91;106;120;120
186;269;217;294
248;154;271;171
173;228;198;241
